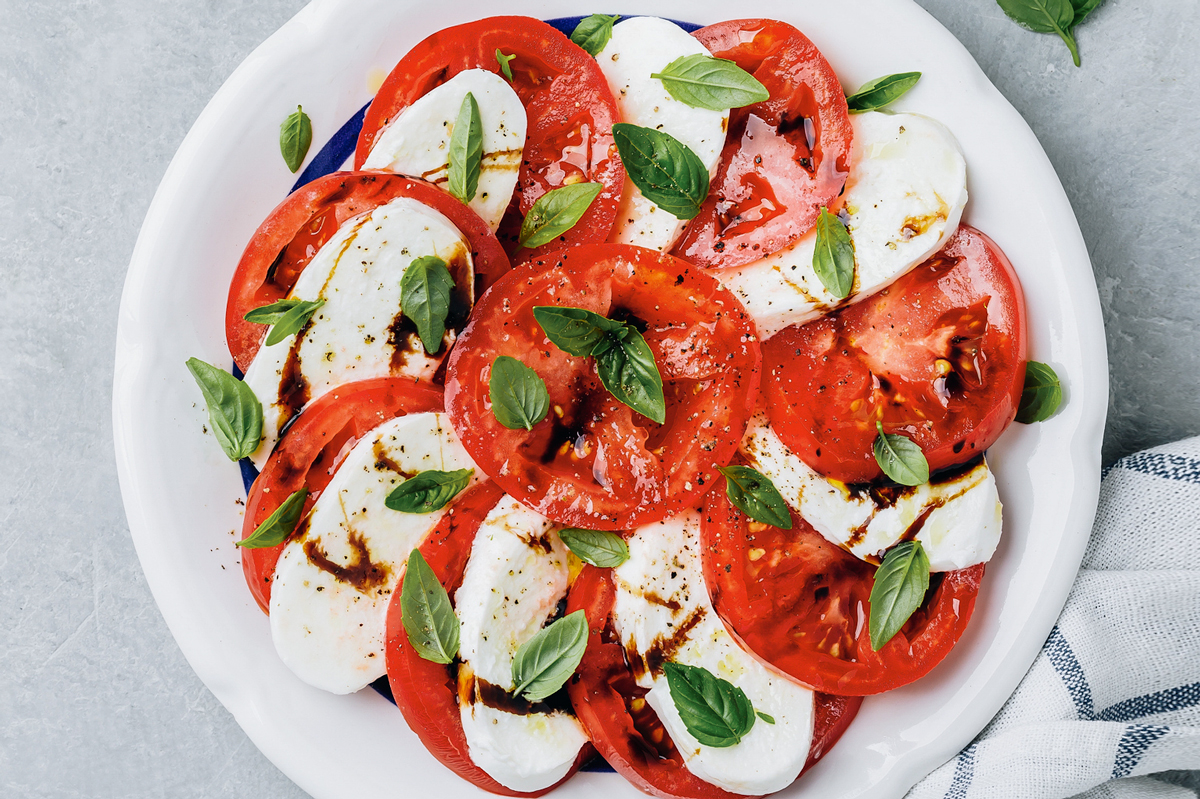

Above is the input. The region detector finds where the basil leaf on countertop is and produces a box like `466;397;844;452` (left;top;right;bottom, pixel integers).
400;549;460;665
489;355;550;431
1015;361;1063;423
519;182;604;249
447;92;483;204
1070;0;1106;26
663;662;756;748
873;422;930;486
717;465;792;529
558;528;629;568
996;0;1081;66
651;54;769;111
495;49;516;82
237;488;308;549
386;468;474;514
279;105;312;173
612;123;710;221
592;327;666;424
185;357;263;461
511;610;589;701
845;72;922;113
812;206;855;300
869;540;931;651
400;255;455;355
570;13;620;56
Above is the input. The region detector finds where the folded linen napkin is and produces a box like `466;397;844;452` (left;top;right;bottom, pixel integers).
908;437;1200;799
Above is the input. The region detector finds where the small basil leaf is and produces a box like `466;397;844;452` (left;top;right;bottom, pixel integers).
558;528;629;568
717;465;792;529
400;255;455;355
593;328;666;424
237;488;308;549
869;540;931;651
756;711;776;725
1015;361;1063;423
845;72;922;113
519;183;604;249
812;206;855;300
243;298;304;325
612;123;710;221
532;305;622;357
511;610;588;701
385;468;474;514
263;298;324;347
996;0;1081;66
873;422;930;486
663;662;756;748
651;54;769;111
1070;0;1105;25
495;49;516;82
279;105;312;174
447;92;483;203
489;356;550;431
570;13;619;57
400;549;460;664
185;357;263;461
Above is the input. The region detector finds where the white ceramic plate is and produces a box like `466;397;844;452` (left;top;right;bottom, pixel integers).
113;1;1108;797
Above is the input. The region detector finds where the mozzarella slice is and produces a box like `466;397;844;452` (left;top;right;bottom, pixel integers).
269;412;477;694
720;111;967;339
242;196;472;468
597;17;728;252
362;69;526;231
453;496;589;793
612;510;814;796
740;411;1002;571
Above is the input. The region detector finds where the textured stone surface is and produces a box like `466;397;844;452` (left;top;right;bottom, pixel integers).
0;1;1195;797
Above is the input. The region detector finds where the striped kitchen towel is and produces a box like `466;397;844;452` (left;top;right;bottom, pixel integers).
908;436;1200;799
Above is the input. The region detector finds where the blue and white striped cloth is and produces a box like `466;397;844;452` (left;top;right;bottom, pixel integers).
908;437;1200;799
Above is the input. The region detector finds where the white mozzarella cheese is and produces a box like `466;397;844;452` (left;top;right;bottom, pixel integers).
243;196;472;468
597;17;728;252
362;69;526;232
719;111;968;339
612;510;814;796
269;412;477;694
739;411;1002;571
453;495;589;793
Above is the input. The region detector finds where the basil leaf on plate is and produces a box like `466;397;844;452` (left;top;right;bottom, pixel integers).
1015;361;1063;423
243;298;304;325
570;13;619;56
495;49;516;82
400;255;455;355
532;305;623;357
717;465;792;529
519;182;604;249
447;92;483;203
264;298;324;347
996;0;1081;66
400;549;460;665
185;357;263;461
385;468;474;514
611;123;710;220
812;207;855;300
558;528;629;568
873;422;930;486
592;327;666;424
279;105;312;173
237;488;308;549
869;540;931;650
651;54;769;111
511;610;588;701
663;661;756;748
489;355;550;431
756;711;776;725
845;72;922;113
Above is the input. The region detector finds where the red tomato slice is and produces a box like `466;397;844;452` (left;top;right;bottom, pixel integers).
225;172;511;373
566;565;862;799
701;485;984;695
355;16;624;258
240;377;443;613
383;481;593;797
445;244;761;530
671;19;852;270
763;225;1028;483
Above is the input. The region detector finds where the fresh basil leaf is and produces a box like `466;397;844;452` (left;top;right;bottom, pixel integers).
185;357;263;461
593;327;666;424
386;468;474;514
612;123;710;220
495;49;516;82
996;0;1081;66
570;13;619;56
262;298;324;347
400;255;455;355
651;54;769;111
663;661;756;748
447;92;483;203
1015;361;1063;423
869;540;931;650
279;105;312;174
845;72;922;113
1070;0;1105;25
489;355;550;431
532;305;622;357
558;528;629;568
756;711;776;725
717;465;792;529
237;488;308;548
812;207;855;299
511;610;588;701
519;183;604;249
400;549;460;664
873;422;930;486
243;298;304;325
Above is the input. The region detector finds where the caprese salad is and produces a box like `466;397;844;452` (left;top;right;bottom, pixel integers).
186;12;1065;799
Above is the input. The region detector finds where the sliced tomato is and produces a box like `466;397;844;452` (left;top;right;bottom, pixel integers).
671;19;852;270
701;485;984;696
240;377;443;613
225;172;511;373
566;565;861;799
762;225;1027;483
355;16;624;258
445;244;760;530
383;481;593;797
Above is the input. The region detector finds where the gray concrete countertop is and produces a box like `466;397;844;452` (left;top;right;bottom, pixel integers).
1;1;1196;796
